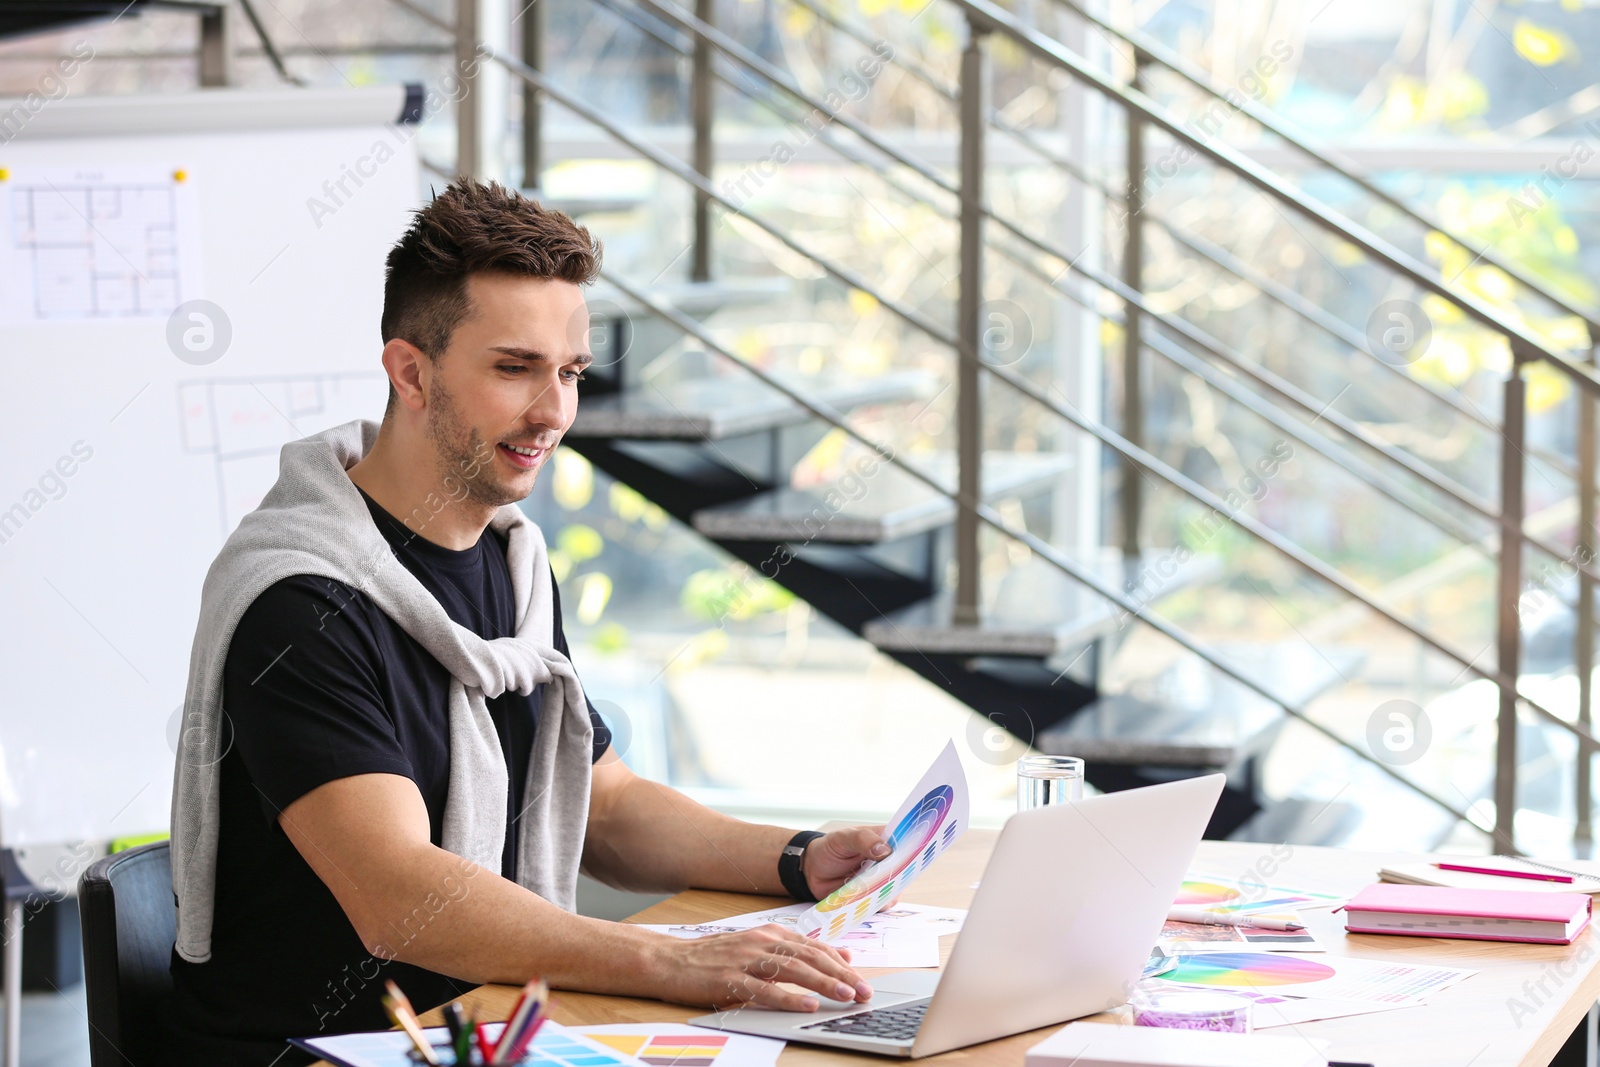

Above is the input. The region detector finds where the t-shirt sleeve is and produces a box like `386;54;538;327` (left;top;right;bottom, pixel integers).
549;570;611;763
222;575;416;824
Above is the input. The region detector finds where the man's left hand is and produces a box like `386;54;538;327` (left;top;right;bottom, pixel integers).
803;825;892;900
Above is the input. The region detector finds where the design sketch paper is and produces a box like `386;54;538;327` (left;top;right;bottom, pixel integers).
1150;951;1474;1007
293;1020;649;1067
570;1024;783;1067
1158;918;1326;953
796;741;969;940
0;165;203;323
1176;873;1346;916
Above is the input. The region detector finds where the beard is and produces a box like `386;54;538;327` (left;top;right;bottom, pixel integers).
423;373;529;509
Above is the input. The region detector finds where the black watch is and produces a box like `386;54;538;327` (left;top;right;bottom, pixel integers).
778;830;825;902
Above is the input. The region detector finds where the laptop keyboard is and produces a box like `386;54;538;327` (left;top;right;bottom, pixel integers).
799;999;930;1042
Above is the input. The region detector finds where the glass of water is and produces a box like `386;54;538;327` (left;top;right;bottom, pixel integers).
1017;755;1084;811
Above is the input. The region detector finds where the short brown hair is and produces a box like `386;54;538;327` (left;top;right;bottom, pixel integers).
380;179;602;412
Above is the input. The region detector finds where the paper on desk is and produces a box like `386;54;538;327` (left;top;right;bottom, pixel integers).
292;1020;649;1067
1158;917;1326;953
1145;983;1409;1028
1147;951;1475;1007
636;915;941;968
796;741;970;940
569;1023;784;1067
1380;858;1600;895
1176;873;1346;915
703;900;966;937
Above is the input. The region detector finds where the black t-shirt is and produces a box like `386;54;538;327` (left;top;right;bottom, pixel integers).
166;488;608;1067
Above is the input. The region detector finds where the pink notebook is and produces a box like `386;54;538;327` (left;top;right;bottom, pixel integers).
1346;883;1592;944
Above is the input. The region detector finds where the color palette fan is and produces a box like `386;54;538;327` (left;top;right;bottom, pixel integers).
797;741;969;940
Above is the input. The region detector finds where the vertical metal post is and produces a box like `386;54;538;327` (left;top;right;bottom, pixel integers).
520;0;545;189
954;21;988;628
456;0;481;178
3;900;20;1067
1580;344;1597;847
690;0;715;281
1497;365;1527;851
1119;54;1145;572
197;2;234;87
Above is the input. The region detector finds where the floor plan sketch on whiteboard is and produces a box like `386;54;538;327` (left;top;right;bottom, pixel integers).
0;165;202;322
179;373;388;537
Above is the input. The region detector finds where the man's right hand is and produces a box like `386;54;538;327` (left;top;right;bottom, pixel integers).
646;925;875;1012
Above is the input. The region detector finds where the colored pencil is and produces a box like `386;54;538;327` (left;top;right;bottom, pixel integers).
382;980;440;1066
1435;862;1573;883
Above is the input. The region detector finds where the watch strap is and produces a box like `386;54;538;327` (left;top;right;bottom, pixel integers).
778;830;826;902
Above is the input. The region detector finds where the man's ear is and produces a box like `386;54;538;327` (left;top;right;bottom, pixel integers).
381;338;430;414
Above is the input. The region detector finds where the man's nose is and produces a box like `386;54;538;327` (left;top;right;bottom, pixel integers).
521;376;571;436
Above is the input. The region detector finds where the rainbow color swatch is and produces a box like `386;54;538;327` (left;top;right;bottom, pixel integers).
1175;875;1344;916
1162;952;1337;988
585;1033;729;1066
798;742;969;940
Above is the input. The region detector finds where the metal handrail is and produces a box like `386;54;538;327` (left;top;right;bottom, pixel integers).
607;0;1587;575
957;0;1600;398
1045;0;1600;339
988;238;1486;547
599;266;1484;832
389;0;1600;754
771;0;1591;493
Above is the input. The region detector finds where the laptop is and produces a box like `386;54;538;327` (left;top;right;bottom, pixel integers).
689;773;1225;1058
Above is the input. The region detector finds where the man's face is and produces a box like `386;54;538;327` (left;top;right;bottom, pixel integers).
422;272;591;508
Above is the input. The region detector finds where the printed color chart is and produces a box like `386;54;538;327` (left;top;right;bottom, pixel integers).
798;742;969;940
295;1020;652;1067
1151;952;1476;1007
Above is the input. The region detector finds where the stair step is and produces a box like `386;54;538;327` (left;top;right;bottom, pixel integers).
862;551;1218;658
691;452;1073;544
1036;643;1363;767
568;370;935;441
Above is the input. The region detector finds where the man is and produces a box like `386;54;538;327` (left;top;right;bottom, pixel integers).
166;180;884;1065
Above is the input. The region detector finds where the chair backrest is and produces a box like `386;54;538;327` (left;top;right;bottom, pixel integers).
78;842;175;1067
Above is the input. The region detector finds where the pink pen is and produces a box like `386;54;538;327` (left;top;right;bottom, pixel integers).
1434;862;1572;883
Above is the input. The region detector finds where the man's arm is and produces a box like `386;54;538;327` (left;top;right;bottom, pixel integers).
279;771;876;1010
581;749;892;900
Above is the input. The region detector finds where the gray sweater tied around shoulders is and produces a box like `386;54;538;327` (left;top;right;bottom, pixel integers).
169;418;593;964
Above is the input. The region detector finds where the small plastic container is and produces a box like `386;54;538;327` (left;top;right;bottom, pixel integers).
1130;988;1254;1034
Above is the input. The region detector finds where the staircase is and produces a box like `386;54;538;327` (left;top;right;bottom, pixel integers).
390;0;1600;848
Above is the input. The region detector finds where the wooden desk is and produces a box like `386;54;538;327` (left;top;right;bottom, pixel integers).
331;835;1600;1067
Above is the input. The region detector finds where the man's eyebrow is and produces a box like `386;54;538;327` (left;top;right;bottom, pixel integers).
489;345;593;367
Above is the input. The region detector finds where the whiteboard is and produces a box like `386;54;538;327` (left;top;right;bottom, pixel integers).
0;87;422;846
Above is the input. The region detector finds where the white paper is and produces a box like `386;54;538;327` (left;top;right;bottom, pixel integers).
294;1020;647;1067
635;910;942;969
1141;982;1409;1028
1149;951;1475;1007
567;1023;784;1067
796;741;969;939
0;164;204;323
1176;873;1346;916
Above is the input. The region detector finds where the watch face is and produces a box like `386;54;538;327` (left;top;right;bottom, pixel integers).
807;785;957;937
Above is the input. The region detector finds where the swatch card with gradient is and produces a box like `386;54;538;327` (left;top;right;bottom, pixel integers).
796;741;969;941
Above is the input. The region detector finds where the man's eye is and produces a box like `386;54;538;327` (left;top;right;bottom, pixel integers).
499;364;525;374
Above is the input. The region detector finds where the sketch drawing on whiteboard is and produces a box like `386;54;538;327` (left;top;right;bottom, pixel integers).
178;373;387;537
5;169;199;320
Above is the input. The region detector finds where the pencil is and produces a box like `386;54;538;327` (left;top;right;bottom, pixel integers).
382;980;440;1066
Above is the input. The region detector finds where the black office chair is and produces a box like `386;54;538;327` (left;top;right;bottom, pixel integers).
79;842;175;1067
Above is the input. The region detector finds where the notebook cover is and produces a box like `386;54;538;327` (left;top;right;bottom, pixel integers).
1347;883;1591;922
